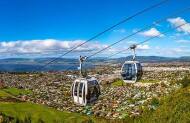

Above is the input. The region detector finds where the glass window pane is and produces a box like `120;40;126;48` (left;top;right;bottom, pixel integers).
74;82;78;96
71;83;74;96
132;64;136;80
122;63;138;80
86;86;92;102
83;85;85;101
79;83;83;97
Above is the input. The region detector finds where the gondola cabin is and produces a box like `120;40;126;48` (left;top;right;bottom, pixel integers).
121;61;142;83
71;77;100;106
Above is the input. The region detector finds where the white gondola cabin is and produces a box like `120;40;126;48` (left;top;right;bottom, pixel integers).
121;44;143;83
121;61;142;83
71;77;100;106
71;56;100;106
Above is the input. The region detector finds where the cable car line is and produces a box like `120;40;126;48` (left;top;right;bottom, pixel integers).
105;22;189;60
138;23;188;45
69;2;189;105
86;6;190;59
65;11;190;71
71;21;189;106
71;55;101;105
87;22;189;70
38;0;169;71
118;22;189;83
64;6;190;71
65;20;189;72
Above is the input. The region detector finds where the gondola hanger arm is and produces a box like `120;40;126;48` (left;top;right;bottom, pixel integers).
129;44;137;61
79;56;87;77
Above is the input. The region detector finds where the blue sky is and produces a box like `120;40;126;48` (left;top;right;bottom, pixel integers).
0;0;190;58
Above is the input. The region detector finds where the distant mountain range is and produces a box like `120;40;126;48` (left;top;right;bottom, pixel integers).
0;56;189;72
113;56;190;63
1;56;190;63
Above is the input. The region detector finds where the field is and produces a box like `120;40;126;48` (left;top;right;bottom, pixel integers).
0;88;110;123
0;77;190;123
0;102;90;123
0;63;190;123
127;77;190;123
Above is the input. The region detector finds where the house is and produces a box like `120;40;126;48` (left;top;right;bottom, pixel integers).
0;81;5;89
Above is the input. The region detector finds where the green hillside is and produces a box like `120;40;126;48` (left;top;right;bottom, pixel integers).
0;77;190;123
0;102;91;123
126;77;190;123
0;88;110;123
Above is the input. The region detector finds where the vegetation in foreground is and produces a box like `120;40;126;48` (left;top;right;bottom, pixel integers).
111;79;125;86
2;87;32;96
139;79;159;83
0;102;91;123
111;78;159;87
0;77;190;123
125;77;190;123
0;88;111;123
0;87;31;101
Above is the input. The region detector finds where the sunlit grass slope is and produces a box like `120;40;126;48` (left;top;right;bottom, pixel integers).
2;87;32;96
0;102;92;123
0;88;110;123
127;77;190;123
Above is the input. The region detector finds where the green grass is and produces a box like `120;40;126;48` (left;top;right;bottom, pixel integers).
0;77;189;123
125;77;190;123
0;102;91;123
2;87;32;96
111;79;159;87
0;90;11;98
0;87;113;123
139;79;159;83
111;79;125;86
177;76;190;88
0;87;32;100
0;102;114;123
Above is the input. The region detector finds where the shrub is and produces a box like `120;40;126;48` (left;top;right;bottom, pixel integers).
179;76;190;88
127;78;190;123
151;97;159;107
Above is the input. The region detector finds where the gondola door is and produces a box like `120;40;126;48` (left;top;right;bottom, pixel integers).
121;62;138;83
73;82;79;104
73;81;86;105
122;63;133;80
78;82;84;105
131;63;137;81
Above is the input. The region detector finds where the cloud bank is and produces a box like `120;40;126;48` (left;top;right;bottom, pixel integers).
139;28;164;37
167;17;190;34
0;39;151;58
176;39;190;44
0;39;108;56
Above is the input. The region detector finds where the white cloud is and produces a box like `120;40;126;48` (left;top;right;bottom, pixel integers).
170;48;190;55
1;39;188;58
113;29;126;33
137;44;150;50
0;38;153;58
126;40;137;44
0;39;108;57
153;47;190;57
176;39;190;44
153;21;161;27
167;17;190;34
155;46;160;50
139;28;164;37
